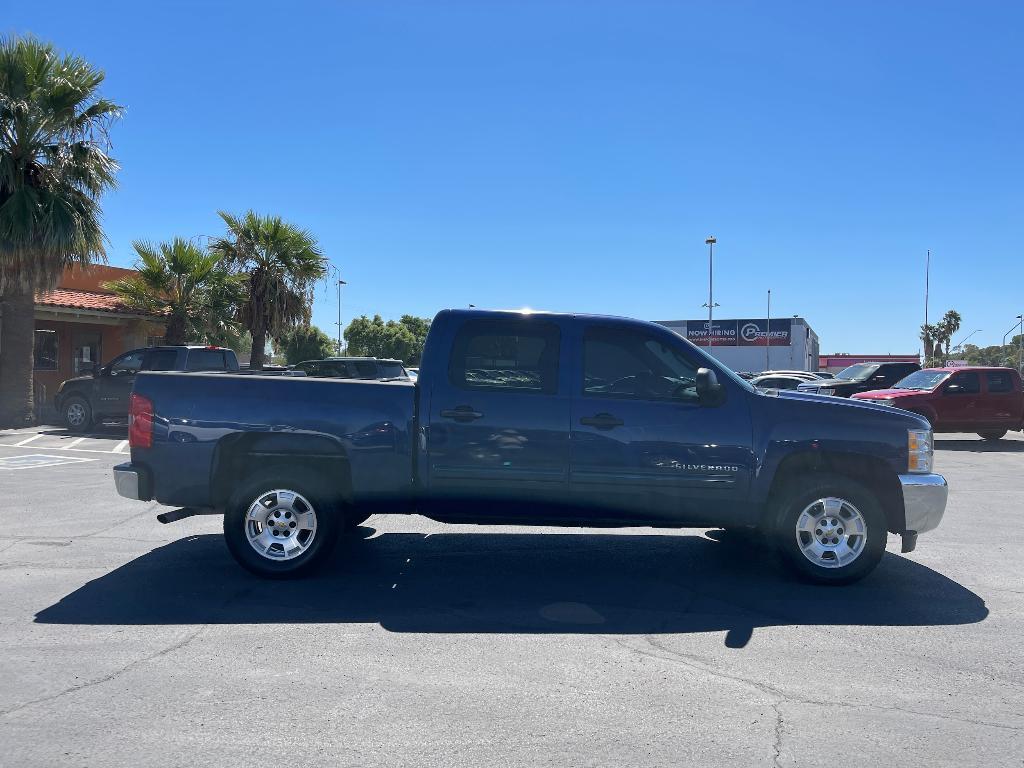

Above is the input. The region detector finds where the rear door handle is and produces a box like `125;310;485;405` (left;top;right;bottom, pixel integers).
579;413;624;429
440;405;484;422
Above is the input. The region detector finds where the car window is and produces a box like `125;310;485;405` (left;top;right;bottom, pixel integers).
111;351;144;374
349;361;377;378
449;320;560;393
186;349;228;371
379;362;406;378
948;371;981;394
986;371;1014;393
583;326;699;402
141;349;179;371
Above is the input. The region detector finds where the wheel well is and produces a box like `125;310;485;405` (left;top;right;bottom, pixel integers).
765;450;903;533
210;433;352;509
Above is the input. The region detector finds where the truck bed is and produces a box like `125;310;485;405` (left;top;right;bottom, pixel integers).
129;372;417;508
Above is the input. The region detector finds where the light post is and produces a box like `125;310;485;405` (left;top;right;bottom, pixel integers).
1018;315;1023;373
766;288;771;371
951;328;982;353
336;279;347;355
702;236;719;354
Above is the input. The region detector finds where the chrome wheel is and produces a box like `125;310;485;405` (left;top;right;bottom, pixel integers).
794;497;867;569
66;403;87;428
244;488;318;561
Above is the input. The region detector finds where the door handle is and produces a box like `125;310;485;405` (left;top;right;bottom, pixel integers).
440;405;484;422
579;413;624;429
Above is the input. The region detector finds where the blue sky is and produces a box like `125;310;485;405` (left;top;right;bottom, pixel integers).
7;1;1023;353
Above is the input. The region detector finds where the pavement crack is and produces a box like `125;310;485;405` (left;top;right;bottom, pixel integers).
0;625;206;718
772;702;784;768
616;635;1024;734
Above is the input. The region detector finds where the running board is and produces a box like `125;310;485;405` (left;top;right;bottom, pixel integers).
156;507;219;524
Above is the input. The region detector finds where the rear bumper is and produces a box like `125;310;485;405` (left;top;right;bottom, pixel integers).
898;473;947;535
114;462;151;501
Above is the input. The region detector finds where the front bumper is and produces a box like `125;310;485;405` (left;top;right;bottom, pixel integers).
899;473;947;535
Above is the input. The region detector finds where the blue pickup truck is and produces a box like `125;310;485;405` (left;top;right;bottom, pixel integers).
114;309;947;584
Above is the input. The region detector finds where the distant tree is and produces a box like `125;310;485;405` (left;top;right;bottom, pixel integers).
920;324;938;364
934;310;962;360
277;325;335;365
344;314;431;364
0;36;124;426
106;239;244;345
209;211;327;369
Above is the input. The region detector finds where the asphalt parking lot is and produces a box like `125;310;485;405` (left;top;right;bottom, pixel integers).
0;427;1021;767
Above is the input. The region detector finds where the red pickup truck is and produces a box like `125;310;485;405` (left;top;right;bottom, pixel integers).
852;366;1024;440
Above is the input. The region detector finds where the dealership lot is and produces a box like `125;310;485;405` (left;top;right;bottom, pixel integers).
0;428;1022;767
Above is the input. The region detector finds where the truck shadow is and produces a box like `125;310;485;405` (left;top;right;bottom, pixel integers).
35;529;987;646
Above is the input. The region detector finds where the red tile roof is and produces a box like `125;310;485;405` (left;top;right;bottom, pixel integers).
35;288;153;316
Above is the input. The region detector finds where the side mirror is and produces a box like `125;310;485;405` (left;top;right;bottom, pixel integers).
696;367;725;406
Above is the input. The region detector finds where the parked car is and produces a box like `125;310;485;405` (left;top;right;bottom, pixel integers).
55;345;239;431
114;308;946;585
406;367;419;381
797;361;921;398
749;374;808;391
293;357;408;380
851;367;1024;440
758;370;823;380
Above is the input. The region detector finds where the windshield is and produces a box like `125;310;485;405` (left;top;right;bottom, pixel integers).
835;363;879;381
892;370;951;391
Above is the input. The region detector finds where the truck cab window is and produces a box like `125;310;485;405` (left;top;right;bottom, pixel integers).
449;320;560;393
947;371;980;394
583;327;699;402
143;349;179;371
111;351;144;375
185;349;227;371
986;371;1013;393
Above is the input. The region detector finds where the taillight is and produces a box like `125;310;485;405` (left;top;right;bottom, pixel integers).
129;392;154;448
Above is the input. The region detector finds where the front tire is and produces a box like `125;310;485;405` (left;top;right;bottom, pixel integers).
771;474;886;585
62;397;93;432
978;430;1007;441
223;467;344;578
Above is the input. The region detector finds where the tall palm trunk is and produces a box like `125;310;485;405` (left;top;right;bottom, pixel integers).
250;326;267;369
0;288;37;427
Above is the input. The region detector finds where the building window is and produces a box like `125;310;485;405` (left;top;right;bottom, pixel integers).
146;336;165;347
34;329;59;370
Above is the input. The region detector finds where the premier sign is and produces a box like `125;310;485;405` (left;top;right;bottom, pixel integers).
685;319;792;347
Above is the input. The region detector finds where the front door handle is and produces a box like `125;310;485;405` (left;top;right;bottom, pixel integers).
440;405;484;422
579;413;624;429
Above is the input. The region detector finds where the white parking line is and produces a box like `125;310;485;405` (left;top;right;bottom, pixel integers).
64;437;88;449
0;442;126;456
13;434;43;446
114;440;129;454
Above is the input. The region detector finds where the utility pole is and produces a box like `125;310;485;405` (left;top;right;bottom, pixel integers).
336;279;347;355
766;289;771;371
923;249;930;363
702;236;719;355
1018;314;1023;373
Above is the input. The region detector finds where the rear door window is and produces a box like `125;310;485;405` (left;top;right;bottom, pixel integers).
141;349;179;371
449;320;560;394
986;371;1014;393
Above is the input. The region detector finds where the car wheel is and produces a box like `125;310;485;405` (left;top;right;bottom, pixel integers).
978;430;1007;441
223;467;345;578
771;473;886;585
63;397;93;432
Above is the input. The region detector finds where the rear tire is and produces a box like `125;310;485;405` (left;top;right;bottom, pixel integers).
978;430;1007;441
223;466;345;578
62;397;93;432
770;473;886;585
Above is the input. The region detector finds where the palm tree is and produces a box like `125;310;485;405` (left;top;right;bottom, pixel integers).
0;36;123;426
209;211;327;368
106;239;245;345
934;309;963;362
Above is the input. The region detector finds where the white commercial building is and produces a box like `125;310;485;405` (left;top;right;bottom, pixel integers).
655;317;820;374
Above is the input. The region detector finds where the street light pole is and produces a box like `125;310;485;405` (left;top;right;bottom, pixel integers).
951;328;982;352
702;236;719;355
336;279;347;355
766;288;771;371
1018;314;1023;373
923;249;930;361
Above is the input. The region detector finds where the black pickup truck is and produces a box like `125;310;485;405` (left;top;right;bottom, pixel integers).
114;309;947;584
56;345;238;431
